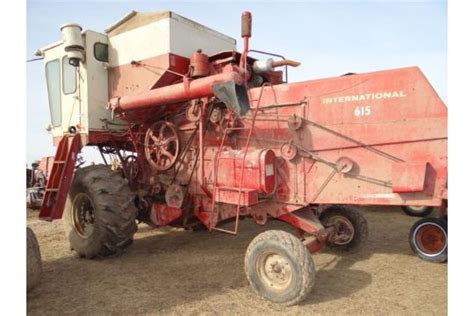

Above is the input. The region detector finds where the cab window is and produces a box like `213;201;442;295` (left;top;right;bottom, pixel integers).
94;42;109;62
62;56;77;94
45;59;61;127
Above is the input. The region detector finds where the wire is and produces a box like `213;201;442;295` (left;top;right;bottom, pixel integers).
27;57;43;63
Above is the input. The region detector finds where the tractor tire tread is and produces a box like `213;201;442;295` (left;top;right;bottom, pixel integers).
63;165;137;259
27;227;42;292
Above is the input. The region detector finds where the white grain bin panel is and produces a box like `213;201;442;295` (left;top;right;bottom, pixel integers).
108;18;171;67
169;13;236;57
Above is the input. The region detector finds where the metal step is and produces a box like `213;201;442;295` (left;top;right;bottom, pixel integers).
214;186;258;206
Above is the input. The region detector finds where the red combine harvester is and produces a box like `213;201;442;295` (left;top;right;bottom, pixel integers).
36;11;447;305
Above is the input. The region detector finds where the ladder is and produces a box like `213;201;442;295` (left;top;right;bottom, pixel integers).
39;134;81;221
210;84;271;234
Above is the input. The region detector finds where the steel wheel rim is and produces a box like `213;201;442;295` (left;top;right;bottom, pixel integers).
72;192;95;238
413;222;447;257
326;215;355;245
256;251;293;291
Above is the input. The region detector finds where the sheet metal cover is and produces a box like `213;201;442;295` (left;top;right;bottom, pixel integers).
212;81;250;117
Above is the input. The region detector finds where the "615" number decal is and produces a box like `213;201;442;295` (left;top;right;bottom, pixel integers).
354;106;371;117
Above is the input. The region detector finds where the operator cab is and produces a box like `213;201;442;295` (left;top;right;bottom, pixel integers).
38;26;124;143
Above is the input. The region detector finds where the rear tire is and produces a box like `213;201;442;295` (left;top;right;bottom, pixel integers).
409;217;447;263
245;230;316;306
402;205;434;217
27;227;42;292
63;165;138;259
319;205;368;253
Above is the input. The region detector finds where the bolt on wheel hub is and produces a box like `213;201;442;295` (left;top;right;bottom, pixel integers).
257;252;293;291
72;192;95;238
326;215;355;245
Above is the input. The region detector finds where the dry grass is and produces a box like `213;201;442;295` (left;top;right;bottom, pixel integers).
27;206;446;315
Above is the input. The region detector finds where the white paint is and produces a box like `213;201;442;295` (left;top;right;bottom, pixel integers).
84;31;125;132
40;30;126;137
108;19;171;67
108;12;236;67
265;164;274;176
322;90;407;105
354;105;371;117
39;11;238;138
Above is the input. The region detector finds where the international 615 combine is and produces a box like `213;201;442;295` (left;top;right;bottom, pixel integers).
36;11;447;305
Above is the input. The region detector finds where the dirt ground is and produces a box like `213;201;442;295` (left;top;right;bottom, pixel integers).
27;206;446;315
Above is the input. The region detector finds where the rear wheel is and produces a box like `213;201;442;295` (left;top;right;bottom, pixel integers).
63;165;138;259
319;205;368;253
402;205;434;217
244;230;316;306
27;227;42;292
409;217;447;263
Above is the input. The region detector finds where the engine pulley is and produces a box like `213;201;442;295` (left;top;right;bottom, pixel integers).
288;114;303;131
210;107;223;124
185;100;202;122
280;142;298;161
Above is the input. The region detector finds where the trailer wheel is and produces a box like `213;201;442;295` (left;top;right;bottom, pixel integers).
27;227;42;292
409;217;447;263
402;205;434;217
245;230;316;306
320;205;368;253
63;165;138;259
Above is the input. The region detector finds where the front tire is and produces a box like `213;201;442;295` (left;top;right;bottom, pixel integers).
244;230;316;306
63;165;138;259
27;227;42;292
409;217;447;263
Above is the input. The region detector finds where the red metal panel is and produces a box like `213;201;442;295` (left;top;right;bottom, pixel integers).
392;162;427;193
108;53;190;98
216;148;276;195
150;204;183;226
215;187;258;206
242;67;447;207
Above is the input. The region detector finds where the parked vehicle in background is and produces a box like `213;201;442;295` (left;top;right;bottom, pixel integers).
27;157;53;209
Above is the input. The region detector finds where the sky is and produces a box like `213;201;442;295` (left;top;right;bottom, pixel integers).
26;0;447;165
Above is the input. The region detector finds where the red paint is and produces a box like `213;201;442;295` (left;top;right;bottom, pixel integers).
39;135;82;220
216;148;276;196
150;203;183;226
109;65;243;112
40;12;447;256
392;162;427;193
108;53;190;98
189;50;211;78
